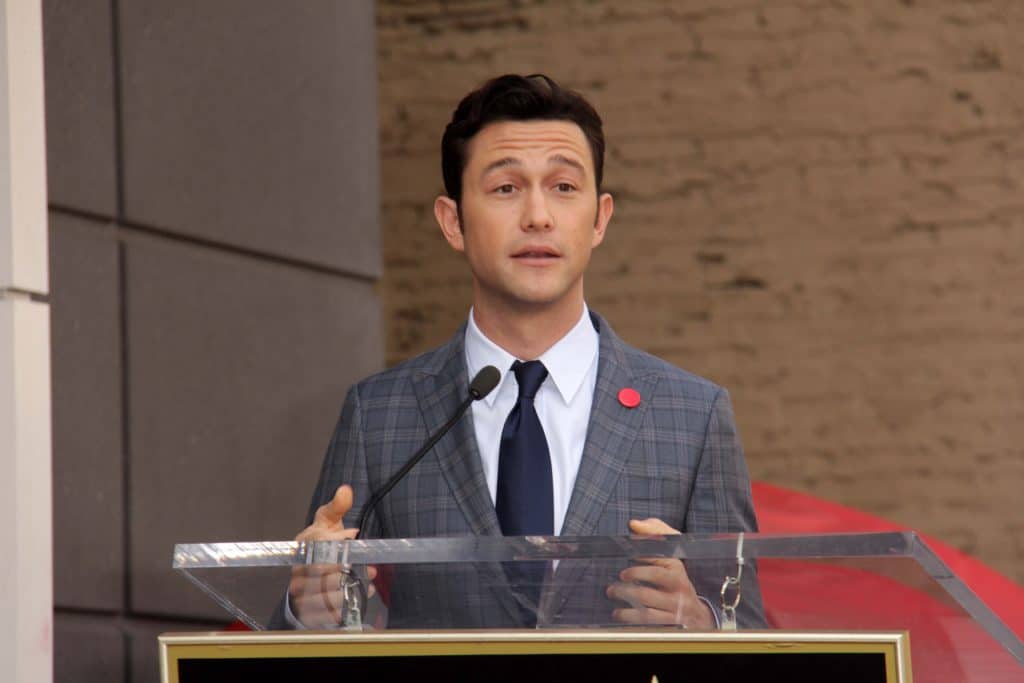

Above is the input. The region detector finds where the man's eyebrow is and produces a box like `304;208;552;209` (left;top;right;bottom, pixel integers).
480;154;586;176
481;157;520;175
549;154;585;173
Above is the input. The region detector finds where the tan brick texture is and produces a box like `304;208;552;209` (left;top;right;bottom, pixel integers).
376;0;1024;584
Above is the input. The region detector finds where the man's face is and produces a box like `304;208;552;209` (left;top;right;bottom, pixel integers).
435;120;613;316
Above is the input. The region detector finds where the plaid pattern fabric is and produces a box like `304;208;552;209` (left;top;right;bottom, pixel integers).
302;311;762;627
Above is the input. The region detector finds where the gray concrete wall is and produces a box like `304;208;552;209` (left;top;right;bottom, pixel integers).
44;2;382;681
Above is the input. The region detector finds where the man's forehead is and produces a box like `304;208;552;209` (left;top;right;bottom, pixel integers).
467;120;592;167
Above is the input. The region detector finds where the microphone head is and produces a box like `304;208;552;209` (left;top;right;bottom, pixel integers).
468;365;501;400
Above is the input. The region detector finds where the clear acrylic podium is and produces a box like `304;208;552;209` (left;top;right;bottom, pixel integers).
167;531;1024;682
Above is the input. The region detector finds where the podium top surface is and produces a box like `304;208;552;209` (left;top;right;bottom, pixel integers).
171;531;1023;680
175;530;939;566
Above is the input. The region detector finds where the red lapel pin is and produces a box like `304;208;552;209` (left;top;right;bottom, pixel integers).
617;387;641;409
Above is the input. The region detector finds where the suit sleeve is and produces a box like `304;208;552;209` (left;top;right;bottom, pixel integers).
686;387;765;628
685;387;758;535
303;383;371;530
268;385;371;630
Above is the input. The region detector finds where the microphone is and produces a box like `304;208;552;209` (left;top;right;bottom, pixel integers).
354;365;501;539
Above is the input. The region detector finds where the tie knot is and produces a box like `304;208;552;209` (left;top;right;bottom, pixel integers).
511;360;548;400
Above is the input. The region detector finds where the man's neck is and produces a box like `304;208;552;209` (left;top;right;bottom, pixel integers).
471;297;585;361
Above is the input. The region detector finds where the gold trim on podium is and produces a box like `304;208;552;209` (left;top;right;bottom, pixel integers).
160;630;911;683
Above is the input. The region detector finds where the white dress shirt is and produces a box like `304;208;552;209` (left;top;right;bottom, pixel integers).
464;306;599;535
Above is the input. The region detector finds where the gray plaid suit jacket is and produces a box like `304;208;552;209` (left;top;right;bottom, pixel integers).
301;311;761;628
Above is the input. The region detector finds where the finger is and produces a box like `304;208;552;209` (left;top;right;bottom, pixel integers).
290;565;378;602
290;592;341;626
622;565;688;593
289;562;346;590
288;564;335;605
295;524;359;543
290;561;375;590
289;565;329;587
289;578;342;627
612;606;682;626
313;484;354;529
290;567;366;626
297;584;375;625
630;556;686;570
289;565;365;613
629;517;680;536
620;564;690;594
606;580;685;614
610;588;711;628
293;485;356;542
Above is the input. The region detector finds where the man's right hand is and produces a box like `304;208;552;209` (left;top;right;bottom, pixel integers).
287;484;368;628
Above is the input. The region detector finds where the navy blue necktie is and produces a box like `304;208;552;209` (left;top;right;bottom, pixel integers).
496;360;554;537
495;360;553;624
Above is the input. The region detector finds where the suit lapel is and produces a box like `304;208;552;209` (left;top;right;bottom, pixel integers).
547;314;658;620
410;331;527;624
561;314;656;536
410;330;503;537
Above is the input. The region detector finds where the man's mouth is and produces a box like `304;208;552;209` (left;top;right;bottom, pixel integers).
512;247;560;259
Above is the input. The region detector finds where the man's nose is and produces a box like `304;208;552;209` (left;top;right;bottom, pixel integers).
521;188;554;231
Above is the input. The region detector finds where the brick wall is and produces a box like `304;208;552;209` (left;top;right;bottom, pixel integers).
377;0;1024;584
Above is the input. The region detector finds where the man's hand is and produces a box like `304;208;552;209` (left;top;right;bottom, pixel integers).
605;517;714;629
288;485;374;628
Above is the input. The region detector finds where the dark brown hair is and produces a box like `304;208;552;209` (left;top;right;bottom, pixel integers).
441;74;605;204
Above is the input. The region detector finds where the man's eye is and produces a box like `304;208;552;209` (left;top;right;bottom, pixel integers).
555;182;577;193
494;184;516;194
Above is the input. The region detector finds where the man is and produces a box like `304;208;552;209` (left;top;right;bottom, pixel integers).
286;74;760;630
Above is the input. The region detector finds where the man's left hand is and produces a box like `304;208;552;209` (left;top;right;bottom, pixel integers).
606;517;714;629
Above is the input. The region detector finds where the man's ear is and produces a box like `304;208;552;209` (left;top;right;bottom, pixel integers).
592;192;614;248
434;196;465;252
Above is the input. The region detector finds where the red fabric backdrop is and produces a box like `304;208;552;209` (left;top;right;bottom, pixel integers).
751;480;1024;641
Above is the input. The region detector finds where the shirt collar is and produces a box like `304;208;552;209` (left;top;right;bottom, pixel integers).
464;306;599;407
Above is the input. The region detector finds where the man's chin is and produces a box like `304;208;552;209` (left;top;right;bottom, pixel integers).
473;274;585;314
498;289;581;314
